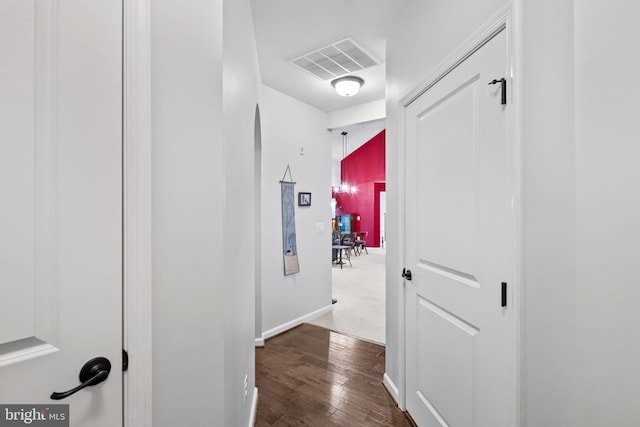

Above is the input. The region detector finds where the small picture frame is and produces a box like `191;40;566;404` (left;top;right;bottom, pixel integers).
298;192;312;207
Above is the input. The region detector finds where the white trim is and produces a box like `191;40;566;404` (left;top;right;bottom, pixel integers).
254;337;265;348
397;102;407;412
248;387;258;427
511;2;523;425
123;0;152;425
34;0;59;348
397;4;519;426
261;305;334;341
383;373;401;407
401;4;513;108
0;343;59;369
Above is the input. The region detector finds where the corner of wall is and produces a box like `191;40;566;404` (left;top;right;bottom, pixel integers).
258;85;333;338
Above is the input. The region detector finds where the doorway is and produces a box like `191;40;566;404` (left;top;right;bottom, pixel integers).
403;26;517;426
311;122;386;344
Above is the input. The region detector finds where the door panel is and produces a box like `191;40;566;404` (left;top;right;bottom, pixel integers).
405;29;513;427
1;0;61;366
417;78;477;280
0;0;38;348
0;0;122;425
416;296;477;427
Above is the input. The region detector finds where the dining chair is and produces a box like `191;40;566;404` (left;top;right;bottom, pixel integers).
341;232;357;257
354;231;368;255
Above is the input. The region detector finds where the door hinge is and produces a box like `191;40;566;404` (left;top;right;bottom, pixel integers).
123;349;129;372
488;78;507;105
501;282;507;307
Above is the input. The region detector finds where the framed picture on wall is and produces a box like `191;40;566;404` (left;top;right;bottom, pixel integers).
298;192;311;207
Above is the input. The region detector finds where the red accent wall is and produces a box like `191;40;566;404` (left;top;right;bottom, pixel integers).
335;130;385;247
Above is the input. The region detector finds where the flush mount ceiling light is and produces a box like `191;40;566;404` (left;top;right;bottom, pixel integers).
331;76;364;97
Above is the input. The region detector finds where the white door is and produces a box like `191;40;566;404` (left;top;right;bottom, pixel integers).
404;29;514;427
0;0;123;425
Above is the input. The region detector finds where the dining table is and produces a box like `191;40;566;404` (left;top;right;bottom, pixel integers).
332;244;352;269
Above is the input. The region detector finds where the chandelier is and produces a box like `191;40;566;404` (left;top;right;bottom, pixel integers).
332;131;357;194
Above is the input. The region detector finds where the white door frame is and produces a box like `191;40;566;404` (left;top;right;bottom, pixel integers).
396;4;521;425
123;0;153;425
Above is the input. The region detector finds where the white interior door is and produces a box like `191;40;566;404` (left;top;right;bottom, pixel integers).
0;0;123;425
404;29;514;427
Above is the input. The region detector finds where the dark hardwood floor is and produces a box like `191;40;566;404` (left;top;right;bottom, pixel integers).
255;323;414;426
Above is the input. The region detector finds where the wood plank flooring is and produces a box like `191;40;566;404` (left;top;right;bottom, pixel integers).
255;323;414;426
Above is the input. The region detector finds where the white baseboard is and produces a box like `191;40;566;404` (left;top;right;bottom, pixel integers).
254;337;265;347
383;373;401;408
248;387;258;427
262;304;333;341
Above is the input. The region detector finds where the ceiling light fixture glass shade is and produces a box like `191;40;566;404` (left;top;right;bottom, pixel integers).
331;76;364;97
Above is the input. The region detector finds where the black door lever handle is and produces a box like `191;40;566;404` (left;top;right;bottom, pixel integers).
51;357;111;400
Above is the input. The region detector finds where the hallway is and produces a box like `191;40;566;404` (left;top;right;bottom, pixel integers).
255;324;412;426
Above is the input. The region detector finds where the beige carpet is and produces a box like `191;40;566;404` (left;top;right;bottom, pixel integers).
309;247;386;344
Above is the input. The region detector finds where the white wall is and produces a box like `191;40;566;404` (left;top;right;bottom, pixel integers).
151;0;225;425
329;119;386;161
385;0;508;407
519;2;640;424
152;0;260;425
573;1;640;425
331;159;341;188
327;99;385;130
223;0;261;425
330;120;386;189
259;85;333;337
388;1;640;426
519;1;576;425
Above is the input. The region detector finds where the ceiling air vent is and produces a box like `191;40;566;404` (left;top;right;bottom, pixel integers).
291;38;379;81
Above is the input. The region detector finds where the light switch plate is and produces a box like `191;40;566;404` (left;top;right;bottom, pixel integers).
316;223;325;233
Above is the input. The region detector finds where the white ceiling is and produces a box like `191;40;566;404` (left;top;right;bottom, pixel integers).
250;0;405;113
330;119;385;161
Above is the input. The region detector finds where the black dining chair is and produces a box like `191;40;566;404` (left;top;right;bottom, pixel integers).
341;232;357;257
354;231;368;255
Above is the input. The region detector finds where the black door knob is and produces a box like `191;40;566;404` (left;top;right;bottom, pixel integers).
402;268;412;281
50;357;111;400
